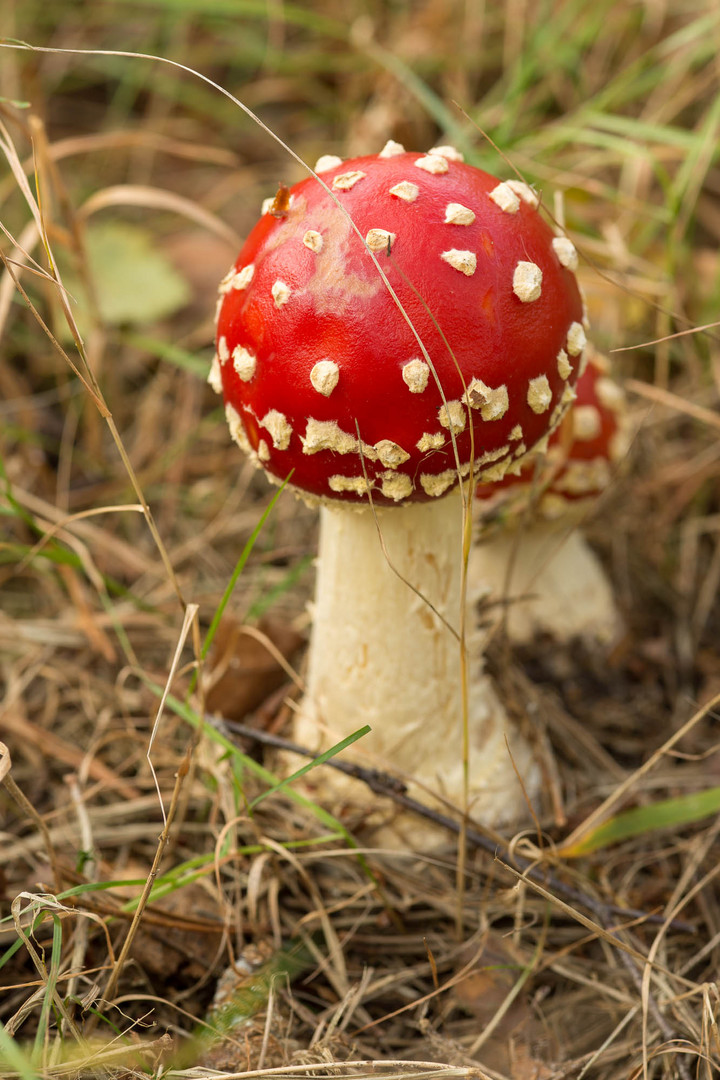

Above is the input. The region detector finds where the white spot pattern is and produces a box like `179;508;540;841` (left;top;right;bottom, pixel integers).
315;154;343;172
416;432;445;452
505;180;539;207
232;264;255;290
595;376;626;412
488;183;520;214
566;321;587;357
441;249;477;275
260;409;292;450
332;170;366;190
444;203;476;225
557;348;573;380
513;261;543;302
527;375;553;414
430;145;464;161
480;459;512;483
389;181;419;202
303;230;323;253
420;469;456;497
402;358;430;393
365;228;396;252
438;400;467;433
207;355;223;394
380;472;413;501
374;440;410;469
465;379;509;421
329;474;371;495
310;360;340;397
379;140;406;158
552;236;579;271
573;405;602;442
302;419;358;456
415;154;449;175
225;402;251;454
232;345;256;382
272;280;291;307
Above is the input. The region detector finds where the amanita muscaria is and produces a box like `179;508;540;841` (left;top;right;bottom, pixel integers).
209;142;587;834
472;347;630;646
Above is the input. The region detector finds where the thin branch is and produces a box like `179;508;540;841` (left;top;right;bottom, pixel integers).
210;717;695;936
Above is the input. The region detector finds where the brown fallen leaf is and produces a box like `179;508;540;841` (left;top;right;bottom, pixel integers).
452;932;557;1077
203;615;304;723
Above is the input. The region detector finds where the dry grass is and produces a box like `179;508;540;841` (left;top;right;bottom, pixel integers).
2;1;720;1077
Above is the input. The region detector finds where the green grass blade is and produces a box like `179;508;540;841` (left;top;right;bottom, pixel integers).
0;1021;39;1080
247;725;371;810
560;786;720;857
201;472;294;662
148;684;352;831
31;915;63;1060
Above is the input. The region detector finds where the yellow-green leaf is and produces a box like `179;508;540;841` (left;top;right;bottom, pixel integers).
558;786;720;857
65;221;190;330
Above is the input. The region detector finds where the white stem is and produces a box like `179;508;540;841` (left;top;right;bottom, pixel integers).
293;488;538;836
470;520;623;646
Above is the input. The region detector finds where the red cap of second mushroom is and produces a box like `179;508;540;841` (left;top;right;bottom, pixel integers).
210;143;588;506
475;347;630;519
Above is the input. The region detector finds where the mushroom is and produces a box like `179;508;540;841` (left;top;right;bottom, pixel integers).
210;144;587;837
471;347;630;646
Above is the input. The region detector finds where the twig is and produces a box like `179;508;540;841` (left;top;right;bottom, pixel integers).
209;718;696;935
0;741;63;894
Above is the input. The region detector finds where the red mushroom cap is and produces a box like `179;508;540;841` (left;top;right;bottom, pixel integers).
475;347;629;519
211;145;587;506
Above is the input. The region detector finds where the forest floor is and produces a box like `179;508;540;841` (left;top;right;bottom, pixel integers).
2;2;720;1078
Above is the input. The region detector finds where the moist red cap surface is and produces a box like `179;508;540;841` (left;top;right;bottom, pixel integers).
212;146;587;506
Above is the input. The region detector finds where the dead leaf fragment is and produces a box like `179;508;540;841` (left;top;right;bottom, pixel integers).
203;616;304;722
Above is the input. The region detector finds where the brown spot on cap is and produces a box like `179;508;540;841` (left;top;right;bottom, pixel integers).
466;379;509;421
